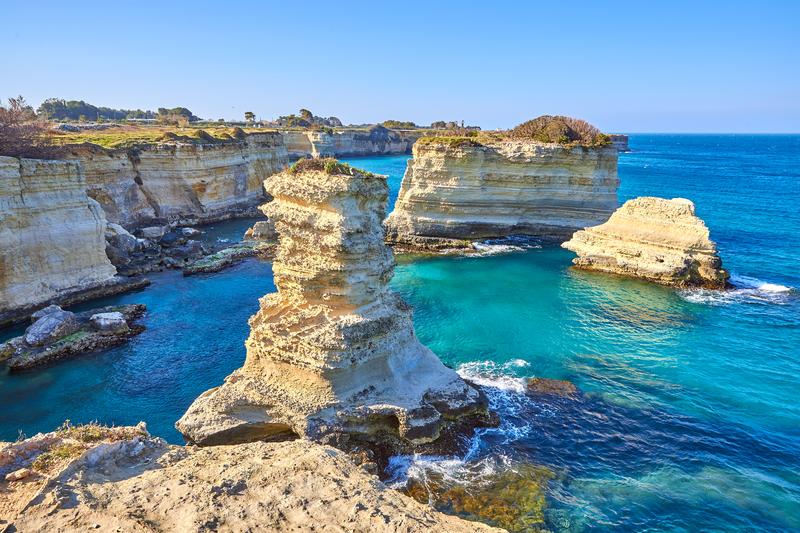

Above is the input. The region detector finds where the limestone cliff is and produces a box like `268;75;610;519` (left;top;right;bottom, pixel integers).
0;156;123;323
385;139;620;250
2;424;501;532
282;127;420;158
562;197;729;288
177;160;490;454
61;132;288;229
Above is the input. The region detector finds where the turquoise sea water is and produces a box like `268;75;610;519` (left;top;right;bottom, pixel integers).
2;137;799;531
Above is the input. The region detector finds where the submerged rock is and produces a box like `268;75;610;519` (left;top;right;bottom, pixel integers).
2;304;146;371
2;424;500;532
562;197;729;288
402;463;554;532
526;377;578;398
177;159;492;460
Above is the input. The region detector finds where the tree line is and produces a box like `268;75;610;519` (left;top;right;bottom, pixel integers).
36;99;199;122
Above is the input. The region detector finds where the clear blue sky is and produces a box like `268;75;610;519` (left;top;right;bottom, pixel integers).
3;0;798;132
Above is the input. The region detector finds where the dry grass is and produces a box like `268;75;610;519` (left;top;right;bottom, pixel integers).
48;125;278;149
288;157;378;178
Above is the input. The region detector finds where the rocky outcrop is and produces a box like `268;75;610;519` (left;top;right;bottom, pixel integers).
1;424;501;532
1;304;146;370
0;156;144;327
609;134;630;152
282;127;420;158
177;160;491;458
562;197;729;288
61;132;289;229
385;139;620;250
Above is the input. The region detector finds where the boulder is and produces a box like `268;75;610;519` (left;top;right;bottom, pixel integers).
170;240;205;259
244;220;277;242
139;226;167;240
24;309;79;346
90;312;129;334
526;377;578;398
181;227;202;237
31;304;63;320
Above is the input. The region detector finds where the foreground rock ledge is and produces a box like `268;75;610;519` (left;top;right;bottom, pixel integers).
177;160;492;457
562;197;729;288
1;425;501;532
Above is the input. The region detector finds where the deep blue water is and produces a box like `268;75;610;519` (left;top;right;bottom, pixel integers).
2;138;799;531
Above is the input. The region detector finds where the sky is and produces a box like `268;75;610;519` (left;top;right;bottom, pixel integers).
2;0;798;132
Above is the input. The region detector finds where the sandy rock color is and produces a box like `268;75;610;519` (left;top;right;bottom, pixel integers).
562;196;729;287
385;139;619;250
1;425;500;532
177;161;488;448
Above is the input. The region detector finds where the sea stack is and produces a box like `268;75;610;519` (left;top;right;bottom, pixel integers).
177;159;489;453
385;137;619;250
562;197;729;288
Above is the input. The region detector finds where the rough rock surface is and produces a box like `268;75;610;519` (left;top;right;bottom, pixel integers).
385;140;619;250
62;132;289;229
0;156;121;323
1;425;500;532
177;162;490;456
281;127;421;158
562;197;729;288
1;304;146;370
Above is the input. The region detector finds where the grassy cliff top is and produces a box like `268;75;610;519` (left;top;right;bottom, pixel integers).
49;126;278;149
288;157;379;178
418;116;611;149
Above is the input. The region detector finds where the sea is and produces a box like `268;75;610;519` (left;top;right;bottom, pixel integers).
1;135;798;531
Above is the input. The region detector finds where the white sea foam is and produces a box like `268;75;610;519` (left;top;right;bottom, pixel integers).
471;236;542;256
679;273;793;305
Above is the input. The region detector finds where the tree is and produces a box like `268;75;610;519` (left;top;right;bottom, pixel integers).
299;108;313;120
244;111;255;123
0;95;54;158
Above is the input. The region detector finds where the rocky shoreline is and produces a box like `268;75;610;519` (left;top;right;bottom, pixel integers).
1;304;146;370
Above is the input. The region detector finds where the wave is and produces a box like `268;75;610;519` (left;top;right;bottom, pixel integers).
679;273;793;305
472;236;542;256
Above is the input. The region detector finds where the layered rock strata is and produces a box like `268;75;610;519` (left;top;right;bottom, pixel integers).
1;425;500;532
61;132;288;229
0;156;142;326
385;139;620;250
282;127;420;158
562;197;729;288
177;161;490;456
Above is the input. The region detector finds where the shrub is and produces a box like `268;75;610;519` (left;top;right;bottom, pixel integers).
288;157;377;178
507;115;610;146
0;95;58;158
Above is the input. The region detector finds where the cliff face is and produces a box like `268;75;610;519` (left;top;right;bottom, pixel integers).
282;128;420;158
0;156;117;318
385;140;620;249
63;132;288;229
562;197;729;288
177;162;488;452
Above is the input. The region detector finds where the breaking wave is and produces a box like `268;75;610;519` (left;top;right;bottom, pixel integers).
472;236;543;256
679;273;793;305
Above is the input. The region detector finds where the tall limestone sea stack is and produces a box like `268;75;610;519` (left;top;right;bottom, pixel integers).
563;197;729;288
385;135;619;250
177;158;490;454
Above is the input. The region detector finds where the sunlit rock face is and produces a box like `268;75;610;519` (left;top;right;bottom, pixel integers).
177;161;488;451
62;133;288;229
281;128;419;158
563;196;729;288
0;156;117;318
385;140;619;250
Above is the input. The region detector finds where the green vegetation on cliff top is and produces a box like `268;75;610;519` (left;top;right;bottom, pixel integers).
288;157;379;178
49;126;275;149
